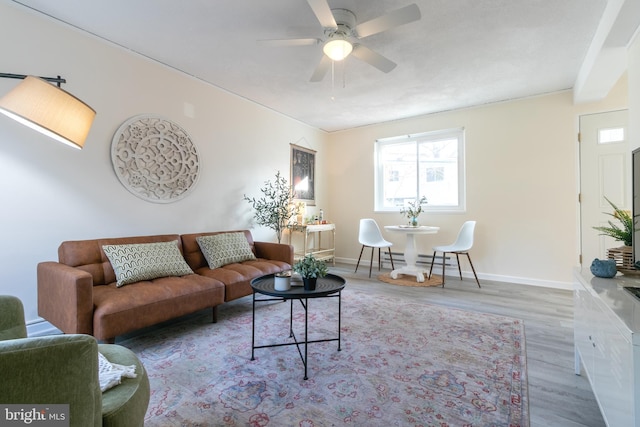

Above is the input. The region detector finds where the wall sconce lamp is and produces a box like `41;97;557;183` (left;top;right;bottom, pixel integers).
0;73;96;149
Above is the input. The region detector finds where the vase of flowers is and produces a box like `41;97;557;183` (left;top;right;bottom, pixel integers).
400;196;427;227
293;254;328;291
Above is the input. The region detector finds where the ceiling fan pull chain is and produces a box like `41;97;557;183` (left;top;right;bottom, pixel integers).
331;60;335;100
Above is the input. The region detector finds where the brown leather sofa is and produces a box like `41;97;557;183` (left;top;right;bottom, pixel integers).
37;230;293;343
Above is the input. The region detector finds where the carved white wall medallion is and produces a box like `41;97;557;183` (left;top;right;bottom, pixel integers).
111;115;200;203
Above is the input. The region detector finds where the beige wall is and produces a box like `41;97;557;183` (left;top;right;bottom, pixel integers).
0;2;328;327
327;77;628;288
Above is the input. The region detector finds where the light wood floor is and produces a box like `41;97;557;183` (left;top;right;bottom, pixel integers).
328;263;606;427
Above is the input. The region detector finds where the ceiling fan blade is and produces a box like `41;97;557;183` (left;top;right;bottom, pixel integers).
355;3;421;38
351;44;397;73
258;38;320;47
310;55;332;82
307;0;337;29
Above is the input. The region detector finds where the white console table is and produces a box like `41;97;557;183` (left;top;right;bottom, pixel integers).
573;268;640;426
287;223;335;265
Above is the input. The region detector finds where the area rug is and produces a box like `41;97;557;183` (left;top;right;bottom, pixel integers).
122;290;528;427
378;272;443;287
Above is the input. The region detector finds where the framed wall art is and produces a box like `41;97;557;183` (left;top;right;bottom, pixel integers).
111;114;200;203
290;144;316;205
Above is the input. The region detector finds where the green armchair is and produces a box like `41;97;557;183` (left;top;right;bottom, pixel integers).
0;295;150;427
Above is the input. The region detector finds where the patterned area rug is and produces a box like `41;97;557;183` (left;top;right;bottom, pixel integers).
122;290;528;426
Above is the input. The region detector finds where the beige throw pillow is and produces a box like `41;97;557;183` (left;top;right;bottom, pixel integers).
102;240;194;287
197;232;256;269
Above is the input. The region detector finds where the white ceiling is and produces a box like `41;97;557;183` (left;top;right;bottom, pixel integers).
12;0;615;132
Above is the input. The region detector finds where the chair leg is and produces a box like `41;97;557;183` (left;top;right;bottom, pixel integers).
465;253;481;288
455;253;462;279
387;248;395;270
354;245;365;273
441;251;447;287
368;247;375;278
377;247;382;271
428;251;436;278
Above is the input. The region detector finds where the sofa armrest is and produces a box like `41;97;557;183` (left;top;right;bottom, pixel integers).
37;262;94;335
254;241;294;266
0;334;101;427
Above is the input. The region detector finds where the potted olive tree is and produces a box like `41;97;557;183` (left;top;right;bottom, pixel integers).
293;254;328;290
244;171;296;244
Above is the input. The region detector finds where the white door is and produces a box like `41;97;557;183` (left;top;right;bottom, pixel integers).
580;109;629;266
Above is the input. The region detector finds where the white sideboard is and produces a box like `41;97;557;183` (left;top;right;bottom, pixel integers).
574;268;640;426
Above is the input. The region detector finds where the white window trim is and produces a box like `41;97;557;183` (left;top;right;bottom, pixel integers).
374;128;466;213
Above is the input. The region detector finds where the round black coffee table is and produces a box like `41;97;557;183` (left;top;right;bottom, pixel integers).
250;273;346;380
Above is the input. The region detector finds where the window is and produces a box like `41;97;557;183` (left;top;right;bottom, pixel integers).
598;127;625;144
375;128;465;212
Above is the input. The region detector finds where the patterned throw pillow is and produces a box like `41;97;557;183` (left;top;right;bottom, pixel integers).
102;240;194;287
197;232;256;269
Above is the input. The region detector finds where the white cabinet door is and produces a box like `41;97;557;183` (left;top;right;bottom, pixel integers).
595;304;634;427
574;283;595;378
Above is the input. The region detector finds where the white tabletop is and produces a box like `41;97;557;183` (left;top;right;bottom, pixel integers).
384;225;440;234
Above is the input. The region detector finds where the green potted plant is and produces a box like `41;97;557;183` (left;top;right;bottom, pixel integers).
244;171;296;244
592;196;634;247
293;254;328;290
593;196;637;271
400;196;428;227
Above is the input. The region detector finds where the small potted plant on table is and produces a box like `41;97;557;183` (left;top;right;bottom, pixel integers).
293;254;328;291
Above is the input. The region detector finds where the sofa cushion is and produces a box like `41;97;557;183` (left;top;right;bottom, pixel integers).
57;234;183;286
196;232;256;269
102;240;194;287
92;274;225;340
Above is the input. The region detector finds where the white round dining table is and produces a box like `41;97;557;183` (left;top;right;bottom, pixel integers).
384;225;440;282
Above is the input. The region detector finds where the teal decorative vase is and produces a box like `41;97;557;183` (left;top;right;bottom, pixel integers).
590;258;617;278
410;217;418;227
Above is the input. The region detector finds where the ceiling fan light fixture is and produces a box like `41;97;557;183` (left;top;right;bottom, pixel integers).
323;38;353;61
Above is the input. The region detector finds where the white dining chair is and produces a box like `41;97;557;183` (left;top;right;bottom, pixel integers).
428;221;480;288
355;218;395;277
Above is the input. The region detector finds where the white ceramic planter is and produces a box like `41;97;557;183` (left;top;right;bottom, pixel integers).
274;274;291;291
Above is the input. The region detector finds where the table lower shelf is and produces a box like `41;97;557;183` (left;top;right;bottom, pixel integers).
293;249;335;263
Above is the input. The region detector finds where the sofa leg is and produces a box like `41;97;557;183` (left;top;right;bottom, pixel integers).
212;306;218;324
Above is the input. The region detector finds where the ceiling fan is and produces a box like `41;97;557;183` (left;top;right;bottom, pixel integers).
260;0;421;82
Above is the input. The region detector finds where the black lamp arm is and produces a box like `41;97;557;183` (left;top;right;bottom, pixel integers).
0;73;66;87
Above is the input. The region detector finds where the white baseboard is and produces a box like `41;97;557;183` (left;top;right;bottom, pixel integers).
335;257;572;290
26;319;62;337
